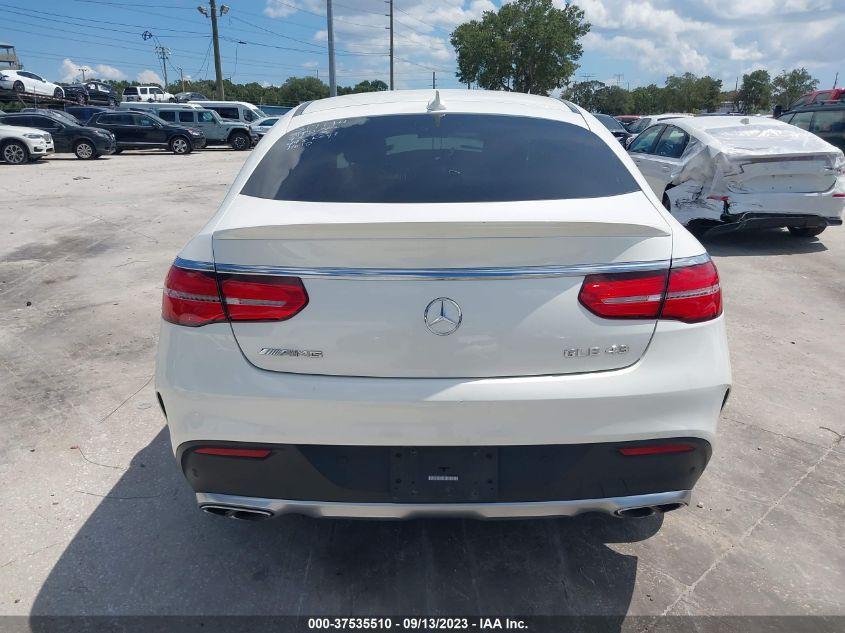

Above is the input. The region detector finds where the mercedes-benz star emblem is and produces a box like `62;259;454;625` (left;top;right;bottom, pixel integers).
424;298;462;336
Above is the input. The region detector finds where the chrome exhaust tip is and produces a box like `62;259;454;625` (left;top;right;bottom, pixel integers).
615;502;685;518
200;505;273;521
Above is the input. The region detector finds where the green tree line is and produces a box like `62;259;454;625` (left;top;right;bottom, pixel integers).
562;68;819;115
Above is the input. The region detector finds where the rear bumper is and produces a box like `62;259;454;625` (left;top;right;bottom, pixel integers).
179;438;710;505
196;489;692;519
706;212;843;236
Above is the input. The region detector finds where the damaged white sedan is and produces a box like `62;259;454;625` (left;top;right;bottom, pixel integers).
629;115;845;237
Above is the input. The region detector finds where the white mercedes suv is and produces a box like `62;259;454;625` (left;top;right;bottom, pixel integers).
155;90;731;521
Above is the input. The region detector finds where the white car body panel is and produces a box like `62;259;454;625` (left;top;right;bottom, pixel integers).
156;90;730;519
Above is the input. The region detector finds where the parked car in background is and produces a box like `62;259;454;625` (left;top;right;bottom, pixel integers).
592;113;632;145
627;113;692;136
779;104;845;152
614;115;641;130
629;115;845;237
122;85;176;103
176;91;208;102
0;121;53;164
60;83;90;105
787;88;845;111
0;70;64;98
155;105;255;149
63;105;112;125
194;100;265;124
86;110;204;154
77;81;119;105
21;108;81;126
157;89;730;522
256;105;293;117
250;116;279;139
0;111;115;159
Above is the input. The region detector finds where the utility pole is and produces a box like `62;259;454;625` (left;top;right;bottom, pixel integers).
834;72;839;88
326;0;337;96
198;1;228;100
77;67;87;81
156;46;171;88
432;71;435;89
386;0;394;90
178;67;186;92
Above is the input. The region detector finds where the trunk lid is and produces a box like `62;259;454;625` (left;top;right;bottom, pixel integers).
212;192;673;378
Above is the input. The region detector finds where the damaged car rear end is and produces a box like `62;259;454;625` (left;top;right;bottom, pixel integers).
633;116;845;237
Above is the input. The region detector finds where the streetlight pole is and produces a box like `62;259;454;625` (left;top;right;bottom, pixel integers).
388;0;394;90
326;0;337;96
198;1;227;100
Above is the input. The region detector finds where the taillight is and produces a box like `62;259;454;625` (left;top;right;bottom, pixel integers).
218;274;308;321
162;265;308;326
578;270;668;319
579;258;722;323
163;266;226;327
660;261;722;323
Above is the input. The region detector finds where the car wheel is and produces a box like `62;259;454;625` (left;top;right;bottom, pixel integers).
170;136;191;155
230;131;250;150
168;97;176;103
113;148;123;154
77;94;87;105
2;141;29;165
787;225;826;238
74;140;96;160
147;98;155;103
13;81;25;93
108;98;117;107
54;88;63;99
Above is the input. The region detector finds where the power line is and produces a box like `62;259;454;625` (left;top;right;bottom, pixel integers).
394;6;451;35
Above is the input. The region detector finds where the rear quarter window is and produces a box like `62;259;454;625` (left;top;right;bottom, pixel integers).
241;113;639;203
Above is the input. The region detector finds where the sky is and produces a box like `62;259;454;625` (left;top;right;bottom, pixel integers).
1;0;842;98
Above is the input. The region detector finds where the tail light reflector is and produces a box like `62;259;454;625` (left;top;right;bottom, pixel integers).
218;274;308;322
162;265;309;326
579;258;722;323
163;266;226;327
194;447;271;458
619;443;695;456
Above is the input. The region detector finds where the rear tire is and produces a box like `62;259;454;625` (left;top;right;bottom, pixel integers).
170;135;191;155
2;140;29;165
76;94;87;105
229;131;250;150
787;225;826;237
74;140;96;160
54;88;63;99
108;98;117;107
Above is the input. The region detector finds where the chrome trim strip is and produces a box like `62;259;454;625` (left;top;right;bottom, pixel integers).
671;253;711;268
210;259;671;280
196;490;691;519
174;257;215;272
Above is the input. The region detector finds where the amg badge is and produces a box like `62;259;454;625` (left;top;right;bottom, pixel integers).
258;348;323;358
564;344;628;358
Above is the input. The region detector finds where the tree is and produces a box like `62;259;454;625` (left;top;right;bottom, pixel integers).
451;0;590;95
663;73;722;113
593;85;629;114
737;70;772;114
772;67;818;109
277;76;330;104
562;80;605;111
628;84;667;115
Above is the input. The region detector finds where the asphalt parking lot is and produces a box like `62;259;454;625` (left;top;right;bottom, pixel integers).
1;150;843;623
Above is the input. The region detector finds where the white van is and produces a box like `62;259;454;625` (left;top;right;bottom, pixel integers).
123;85;176;103
192;100;265;124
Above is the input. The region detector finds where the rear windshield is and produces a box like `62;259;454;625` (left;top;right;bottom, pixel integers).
241;114;638;203
124;87;138;95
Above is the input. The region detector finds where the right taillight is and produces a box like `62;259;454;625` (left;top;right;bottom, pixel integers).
579;258;722;323
162;264;309;326
660;260;722;323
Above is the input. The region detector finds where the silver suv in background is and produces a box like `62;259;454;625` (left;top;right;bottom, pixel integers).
193;100;265;125
155;106;256;150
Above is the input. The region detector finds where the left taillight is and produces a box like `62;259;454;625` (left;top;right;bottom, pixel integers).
162;265;226;327
162;265;309;326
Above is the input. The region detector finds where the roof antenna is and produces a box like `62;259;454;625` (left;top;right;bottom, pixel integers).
426;90;446;112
